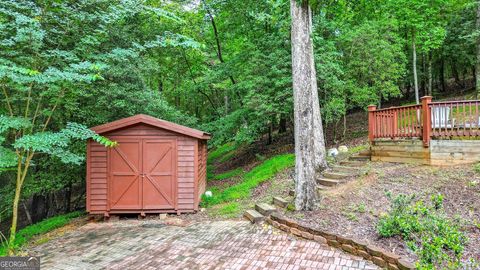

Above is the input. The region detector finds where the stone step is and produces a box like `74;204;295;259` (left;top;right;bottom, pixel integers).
244;210;264;223
322;171;351;180
317;178;342;187
330;165;361;174
255;203;276;216
349;155;370;161
316;185;330;193
273;196;289;208
339;161;365;167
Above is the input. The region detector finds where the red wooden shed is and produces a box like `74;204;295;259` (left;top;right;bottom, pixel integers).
86;114;210;216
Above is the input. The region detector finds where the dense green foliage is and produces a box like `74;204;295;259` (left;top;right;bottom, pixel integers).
377;193;466;269
0;211;83;255
201;154;294;207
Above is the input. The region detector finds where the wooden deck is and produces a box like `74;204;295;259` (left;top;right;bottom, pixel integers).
368;96;480;165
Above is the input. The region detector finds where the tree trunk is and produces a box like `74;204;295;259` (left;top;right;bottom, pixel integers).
421;53;426;96
412;31;419;104
476;0;480;98
279;114;287;133
428;52;433;96
158;80;163;93
440;56;446;92
267;118;273;145
224;94;229;115
9;155;32;255
22;201;32;225
64;182;72;213
290;0;327;211
202;0;242;108
452;61;464;88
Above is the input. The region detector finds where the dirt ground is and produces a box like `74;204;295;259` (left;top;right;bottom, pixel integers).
283;162;480;263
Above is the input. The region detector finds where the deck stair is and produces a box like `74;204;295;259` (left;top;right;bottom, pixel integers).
330;165;361;174
255;203;276;216
244;151;371;223
243;201;286;223
339;161;365;167
244;209;264;223
322;171;351;179
273;196;289;208
317;178;343;187
317;151;370;191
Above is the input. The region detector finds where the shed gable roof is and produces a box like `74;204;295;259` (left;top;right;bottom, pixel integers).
91;114;211;140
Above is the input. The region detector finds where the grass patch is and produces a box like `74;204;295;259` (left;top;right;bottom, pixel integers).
348;144;368;154
208;202;243;218
207;142;238;164
201;154;295;207
0;211;83;255
210;168;244;181
217;151;237;163
207;164;215;180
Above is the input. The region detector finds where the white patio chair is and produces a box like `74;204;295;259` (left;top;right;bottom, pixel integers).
431;106;454;129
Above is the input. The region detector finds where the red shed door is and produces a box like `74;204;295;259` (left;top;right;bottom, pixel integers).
142;140;176;210
109;140;142;210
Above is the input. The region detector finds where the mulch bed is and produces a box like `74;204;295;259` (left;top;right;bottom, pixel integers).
284;162;480;263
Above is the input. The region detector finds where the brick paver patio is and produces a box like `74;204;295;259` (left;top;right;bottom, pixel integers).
29;219;378;270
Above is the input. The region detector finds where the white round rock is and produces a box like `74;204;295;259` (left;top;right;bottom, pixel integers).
327;148;338;157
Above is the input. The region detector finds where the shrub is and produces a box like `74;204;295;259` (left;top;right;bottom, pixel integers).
473;163;480;174
377;193;466;269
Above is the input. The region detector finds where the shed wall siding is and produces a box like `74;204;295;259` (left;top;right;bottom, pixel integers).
87;141;108;212
177;137;196;210
197;141;207;201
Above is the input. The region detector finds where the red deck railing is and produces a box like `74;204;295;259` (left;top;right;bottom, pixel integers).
368;96;480;147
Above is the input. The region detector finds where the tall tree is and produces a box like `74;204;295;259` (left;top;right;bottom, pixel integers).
412;31;420;103
388;0;450;102
290;0;327;211
476;0;480;97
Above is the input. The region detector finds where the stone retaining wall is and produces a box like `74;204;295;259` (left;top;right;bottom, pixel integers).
267;212;416;270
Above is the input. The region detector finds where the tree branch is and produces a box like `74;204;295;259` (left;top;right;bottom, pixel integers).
2;85;14;117
42;90;64;132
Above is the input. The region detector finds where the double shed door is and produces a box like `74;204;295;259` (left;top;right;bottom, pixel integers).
108;138;177;211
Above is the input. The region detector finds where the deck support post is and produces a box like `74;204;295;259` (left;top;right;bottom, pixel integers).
368;105;377;143
421;96;432;147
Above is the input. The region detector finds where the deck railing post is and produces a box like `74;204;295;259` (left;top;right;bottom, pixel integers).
421;96;432;147
392;110;398;138
368;105;377;143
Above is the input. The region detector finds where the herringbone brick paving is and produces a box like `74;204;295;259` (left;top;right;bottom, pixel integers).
28;220;378;270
